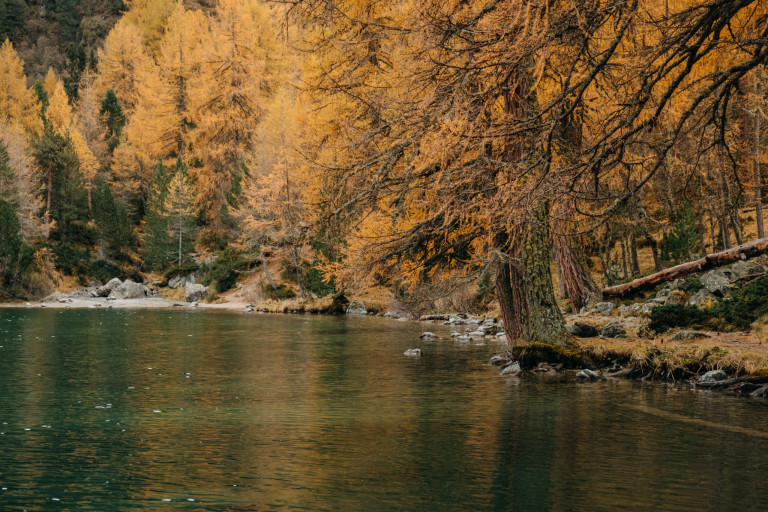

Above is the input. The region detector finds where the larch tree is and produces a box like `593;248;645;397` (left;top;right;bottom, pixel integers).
164;161;198;266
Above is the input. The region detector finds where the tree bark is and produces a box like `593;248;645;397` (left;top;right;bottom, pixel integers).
602;236;768;298
629;229;640;276
755;76;764;238
495;204;566;345
554;232;599;310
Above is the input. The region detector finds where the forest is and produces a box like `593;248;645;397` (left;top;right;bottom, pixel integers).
2;0;768;345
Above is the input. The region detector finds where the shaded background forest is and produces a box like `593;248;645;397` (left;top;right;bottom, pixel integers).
2;0;768;323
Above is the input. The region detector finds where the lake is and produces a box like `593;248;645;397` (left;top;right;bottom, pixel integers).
0;308;767;511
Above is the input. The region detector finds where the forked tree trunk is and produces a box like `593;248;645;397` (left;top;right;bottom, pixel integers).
495;205;566;345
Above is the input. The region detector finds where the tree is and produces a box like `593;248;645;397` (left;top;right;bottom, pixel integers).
0;198;33;298
0;39;42;135
0;0;26;43
164;160;197;266
0;122;42;240
141;160;173;270
92;179;136;263
99;88;125;153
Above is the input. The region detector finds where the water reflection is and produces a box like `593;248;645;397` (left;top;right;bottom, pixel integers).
0;309;767;511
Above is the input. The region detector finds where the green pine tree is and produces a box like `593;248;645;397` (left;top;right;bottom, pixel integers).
100;88;125;153
142;161;173;270
92;179;137;263
0;198;33;298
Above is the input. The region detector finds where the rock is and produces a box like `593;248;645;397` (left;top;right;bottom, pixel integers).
189;301;199;308
116;280;147;299
500;361;521;376
640;302;662;315
456;335;471;342
346;300;367;315
730;260;763;280
698;370;727;383
96;278;122;297
656;287;672;299
245;304;255;312
566;322;598;337
687;288;716;307
489;355;505;366
168;275;187;289
600;319;626;338
420;331;437;340
619;303;644;317
43;292;68;302
404;348;422;357
592;302;615;316
674;278;691;291
185;283;208;303
750;385;768;399
648;296;668;304
670;330;710;342
664;291;688;305
701;269;735;297
576;369;600;380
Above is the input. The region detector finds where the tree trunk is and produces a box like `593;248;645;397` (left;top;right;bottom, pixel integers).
620;234;628;279
629;229;640;276
696;211;707;254
603;236;768;298
755;76;764;238
262;255;277;289
641;227;662;272
720;214;731;250
495;205;566;345
554;233;599;310
45;165;52;240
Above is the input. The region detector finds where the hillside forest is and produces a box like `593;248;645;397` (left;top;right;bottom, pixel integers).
2;0;768;344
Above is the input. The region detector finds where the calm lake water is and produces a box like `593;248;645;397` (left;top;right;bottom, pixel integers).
1;309;767;511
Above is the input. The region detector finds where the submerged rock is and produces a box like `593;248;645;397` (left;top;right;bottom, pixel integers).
489;355;506;366
346;301;367;315
404;348;422;357
698;370;727;383
420;332;437;340
576;369;600;380
500;361;521;376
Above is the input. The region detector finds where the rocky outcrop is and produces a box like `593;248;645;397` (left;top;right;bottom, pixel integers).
600;319;626;338
185;283;208;303
346;301;367;315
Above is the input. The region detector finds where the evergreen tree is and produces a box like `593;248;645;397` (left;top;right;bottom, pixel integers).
63;44;87;101
0;0;25;43
164;159;197;266
99;88;124;153
0;137;12;203
0;198;33;298
142;161;172;270
92;179;136;263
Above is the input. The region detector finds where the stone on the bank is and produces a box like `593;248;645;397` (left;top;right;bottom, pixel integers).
489;355;505;366
404;348;422;357
566;322;598;337
593;302;614;316
346;301;367;315
500;361;521;376
576;369;600;380
698;370;727;383
670;330;710;342
116;280;147;299
619;303;644;317
687;288;716;307
96;278;122;297
245;304;255;312
185;283;208;303
701;269;735;296
600;319;626;338
674;278;691;291
640;302;661;315
44;291;68;302
656;287;672;299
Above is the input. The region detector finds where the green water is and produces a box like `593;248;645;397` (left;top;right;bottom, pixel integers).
0;309;767;511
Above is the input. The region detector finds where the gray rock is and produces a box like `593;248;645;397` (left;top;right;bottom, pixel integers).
500;361;521;376
649;296;668;304
730;260;763;280
698;370;727;383
43;292;68;302
576;369;600;380
467;330;486;338
168;275;187;289
593;302;615;316
701;269;735;296
566;322;598;337
456;335;471;342
96;278;122;297
346;300;367;315
404;348;422;357
619;303;644;317
670;330;710;342
245;304;255;312
640;302;661;315
116;280;147;299
420;331;437;340
664;291;688;305
687;288;716;307
489;355;505;366
600;319;626;338
750;385;768;399
656;287;672;299
674;278;691;291
185;283;208;303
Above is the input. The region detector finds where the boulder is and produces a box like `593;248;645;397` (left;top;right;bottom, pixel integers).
656;287;672;299
566;322;598;337
670;330;710;342
618;303;644;317
404;348;422;357
96;278;122;297
185;283;208;303
729;260;763;280
664;291;688;305
698;370;727;383
346;300;367;315
687;288;716;307
500;361;521;376
592;302;615;316
600;319;626;338
43;291;68;302
489;355;506;366
640;302;661;315
576;369;600;380
674;278;691;291
420;332;437;340
116;280;147;299
701;269;735;296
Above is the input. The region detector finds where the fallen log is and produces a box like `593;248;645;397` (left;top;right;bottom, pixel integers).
602;236;768;299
